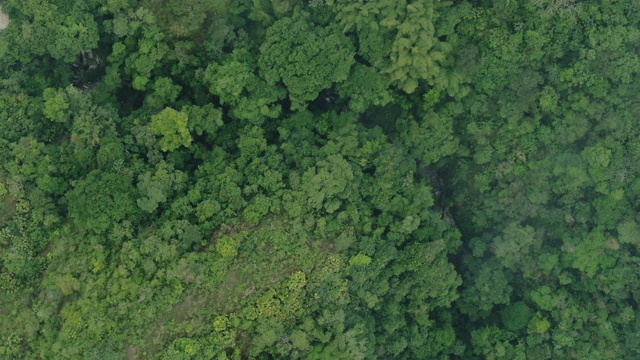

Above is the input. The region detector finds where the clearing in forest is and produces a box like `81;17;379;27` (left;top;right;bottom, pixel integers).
0;6;8;31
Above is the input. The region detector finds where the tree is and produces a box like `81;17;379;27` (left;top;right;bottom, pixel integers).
144;77;182;109
43;88;70;123
150;107;192;152
329;0;465;94
458;260;513;319
2;0;100;63
146;0;213;38
300;154;355;213
202;49;285;124
65;170;140;234
501;302;533;332
337;64;393;113
395;110;459;166
492;222;541;271
259;12;355;110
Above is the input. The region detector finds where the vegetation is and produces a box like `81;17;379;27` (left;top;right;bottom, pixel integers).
0;0;639;358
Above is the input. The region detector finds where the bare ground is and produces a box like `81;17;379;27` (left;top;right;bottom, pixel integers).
0;6;8;30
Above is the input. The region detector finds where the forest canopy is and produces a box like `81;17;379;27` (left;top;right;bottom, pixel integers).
1;0;640;359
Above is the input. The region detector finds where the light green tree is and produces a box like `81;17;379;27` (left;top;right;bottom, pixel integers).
150;107;192;152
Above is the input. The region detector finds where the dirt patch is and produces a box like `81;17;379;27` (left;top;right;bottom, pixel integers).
0;6;9;31
135;289;215;358
0;186;17;228
124;345;139;360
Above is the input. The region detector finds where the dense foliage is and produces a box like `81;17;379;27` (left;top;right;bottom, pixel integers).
0;0;639;358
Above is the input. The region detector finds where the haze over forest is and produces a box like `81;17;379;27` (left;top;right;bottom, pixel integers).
0;0;639;359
